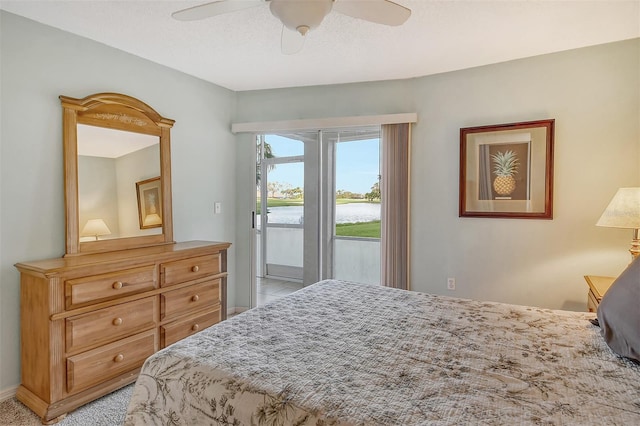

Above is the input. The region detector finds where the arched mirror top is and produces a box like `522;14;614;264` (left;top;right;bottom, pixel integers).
61;93;175;256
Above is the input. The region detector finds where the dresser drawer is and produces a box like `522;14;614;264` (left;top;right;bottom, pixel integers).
161;279;220;321
161;308;221;347
160;254;220;287
66;297;157;354
65;266;156;309
66;329;157;394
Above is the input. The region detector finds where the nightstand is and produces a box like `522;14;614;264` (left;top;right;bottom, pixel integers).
584;275;616;312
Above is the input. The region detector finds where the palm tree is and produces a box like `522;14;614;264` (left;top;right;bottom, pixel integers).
256;142;275;186
365;181;380;201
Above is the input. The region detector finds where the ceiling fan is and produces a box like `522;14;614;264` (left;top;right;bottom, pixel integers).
172;0;411;54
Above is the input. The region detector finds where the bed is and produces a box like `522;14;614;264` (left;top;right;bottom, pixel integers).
124;279;640;425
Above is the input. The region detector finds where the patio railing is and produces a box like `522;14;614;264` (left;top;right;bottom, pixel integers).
257;225;380;285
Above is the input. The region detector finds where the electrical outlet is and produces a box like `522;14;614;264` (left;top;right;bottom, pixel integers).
447;278;456;290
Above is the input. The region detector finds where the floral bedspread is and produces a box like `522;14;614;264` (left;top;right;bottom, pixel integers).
125;280;640;425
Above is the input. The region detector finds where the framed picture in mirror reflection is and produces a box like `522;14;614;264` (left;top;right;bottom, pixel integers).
136;177;162;229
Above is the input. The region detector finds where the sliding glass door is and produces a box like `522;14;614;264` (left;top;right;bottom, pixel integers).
252;127;381;307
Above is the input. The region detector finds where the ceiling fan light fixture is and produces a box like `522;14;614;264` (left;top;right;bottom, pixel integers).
270;0;333;35
171;0;412;53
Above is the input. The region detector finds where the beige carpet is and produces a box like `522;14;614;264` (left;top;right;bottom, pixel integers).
0;384;132;426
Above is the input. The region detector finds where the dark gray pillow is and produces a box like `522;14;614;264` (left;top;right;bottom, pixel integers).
597;256;640;362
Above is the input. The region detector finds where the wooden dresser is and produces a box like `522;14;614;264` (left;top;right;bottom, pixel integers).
15;240;230;424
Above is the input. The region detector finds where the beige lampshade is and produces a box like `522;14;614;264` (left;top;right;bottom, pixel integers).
596;188;640;229
80;219;111;238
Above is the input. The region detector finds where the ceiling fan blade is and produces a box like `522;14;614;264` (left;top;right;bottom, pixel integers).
281;25;305;55
172;0;265;21
333;0;410;26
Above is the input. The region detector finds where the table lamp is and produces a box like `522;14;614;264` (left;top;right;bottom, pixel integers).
80;219;111;241
596;187;640;260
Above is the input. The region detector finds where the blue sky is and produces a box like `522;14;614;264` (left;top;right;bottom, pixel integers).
265;135;379;194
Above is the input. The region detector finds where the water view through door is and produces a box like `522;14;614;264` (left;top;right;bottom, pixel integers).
254;128;381;307
332;133;381;285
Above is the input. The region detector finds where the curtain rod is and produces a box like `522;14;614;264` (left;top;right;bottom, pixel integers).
231;113;417;134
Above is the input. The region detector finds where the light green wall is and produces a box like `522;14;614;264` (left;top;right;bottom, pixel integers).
0;11;237;392
78;156;121;237
235;38;640;311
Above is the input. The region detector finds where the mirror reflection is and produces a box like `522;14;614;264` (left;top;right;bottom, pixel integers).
77;124;161;241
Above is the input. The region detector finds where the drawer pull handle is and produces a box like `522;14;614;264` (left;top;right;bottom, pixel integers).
113;281;123;290
191;295;200;302
113;354;124;363
192;324;200;332
112;318;123;326
191;265;200;273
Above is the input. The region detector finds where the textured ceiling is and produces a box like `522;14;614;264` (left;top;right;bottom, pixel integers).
1;0;639;91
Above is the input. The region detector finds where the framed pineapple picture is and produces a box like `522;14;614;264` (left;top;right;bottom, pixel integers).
459;119;554;219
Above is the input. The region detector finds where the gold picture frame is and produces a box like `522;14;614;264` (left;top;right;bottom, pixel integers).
459;119;554;219
136;177;163;229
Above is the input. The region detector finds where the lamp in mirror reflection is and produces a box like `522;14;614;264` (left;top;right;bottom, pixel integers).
80;219;112;241
143;214;162;227
597;187;640;260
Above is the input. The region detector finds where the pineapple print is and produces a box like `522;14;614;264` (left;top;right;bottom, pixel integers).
491;150;519;196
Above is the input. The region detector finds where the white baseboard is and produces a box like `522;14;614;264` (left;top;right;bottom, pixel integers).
227;306;249;316
0;385;18;402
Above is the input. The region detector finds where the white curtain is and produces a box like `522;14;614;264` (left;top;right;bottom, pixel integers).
380;123;411;290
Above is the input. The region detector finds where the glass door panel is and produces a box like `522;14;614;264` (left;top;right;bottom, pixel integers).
264;160;304;280
257;134;305;285
332;132;381;284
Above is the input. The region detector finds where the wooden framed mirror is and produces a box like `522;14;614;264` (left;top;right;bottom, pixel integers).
61;93;175;255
